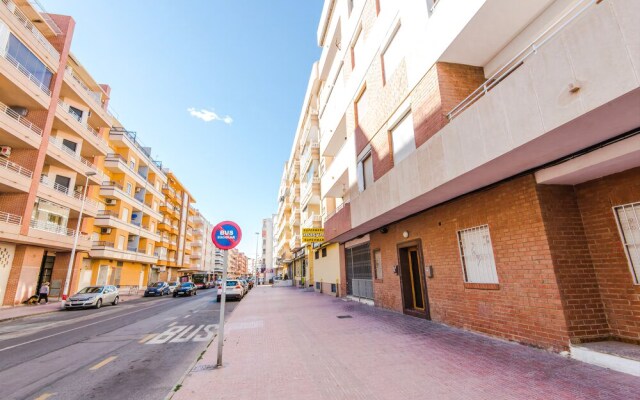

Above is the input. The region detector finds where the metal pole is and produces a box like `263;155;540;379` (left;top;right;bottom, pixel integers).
61;174;93;305
216;249;228;367
254;231;259;284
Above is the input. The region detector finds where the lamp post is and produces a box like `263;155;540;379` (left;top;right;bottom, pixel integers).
254;231;259;284
61;171;96;306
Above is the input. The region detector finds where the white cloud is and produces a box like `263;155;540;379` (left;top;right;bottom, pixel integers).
187;107;233;124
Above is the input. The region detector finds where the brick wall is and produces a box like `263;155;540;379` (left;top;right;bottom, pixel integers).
0;193;29;216
369;175;572;351
2;245;44;305
9;148;39;171
537;185;608;343
575;167;640;343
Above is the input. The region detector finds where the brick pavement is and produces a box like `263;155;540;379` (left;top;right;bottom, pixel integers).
171;286;640;400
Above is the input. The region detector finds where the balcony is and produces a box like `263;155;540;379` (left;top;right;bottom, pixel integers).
0;210;22;238
47;136;103;183
0;101;43;149
108;128;163;175
0;48;50;108
99;181;162;221
324;202;351;243
158;220;171;232
38;176;99;217
301;177;321;207
300;141;320;175
55;99;109;155
303;214;323;229
0;157;32;192
63;67;110;125
28;218;91;250
90;241;158;264
162;184;176;199
289;234;301;250
94;210;159;242
321;135;353;199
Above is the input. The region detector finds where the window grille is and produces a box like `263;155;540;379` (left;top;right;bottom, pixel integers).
458;225;498;284
614;202;640;284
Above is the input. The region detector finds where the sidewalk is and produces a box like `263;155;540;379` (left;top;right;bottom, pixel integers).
172;286;640;400
0;292;144;322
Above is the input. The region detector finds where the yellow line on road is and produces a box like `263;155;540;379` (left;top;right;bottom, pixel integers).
139;334;156;344
33;393;56;400
89;356;117;371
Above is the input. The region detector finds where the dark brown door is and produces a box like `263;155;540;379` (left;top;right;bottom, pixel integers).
398;245;430;319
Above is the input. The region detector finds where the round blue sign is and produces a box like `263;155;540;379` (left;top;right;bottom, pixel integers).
211;221;242;250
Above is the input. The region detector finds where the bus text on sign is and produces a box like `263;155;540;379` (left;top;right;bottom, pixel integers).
212;221;242;250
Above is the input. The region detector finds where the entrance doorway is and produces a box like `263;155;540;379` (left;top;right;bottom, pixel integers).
37;253;55;293
398;243;430;319
345;243;373;299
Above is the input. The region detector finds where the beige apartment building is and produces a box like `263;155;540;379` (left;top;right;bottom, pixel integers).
296;0;640;359
0;1;205;305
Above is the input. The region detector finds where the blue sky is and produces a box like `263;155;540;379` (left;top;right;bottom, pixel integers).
41;1;324;255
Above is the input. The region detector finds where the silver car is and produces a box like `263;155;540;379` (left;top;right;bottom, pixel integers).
65;285;119;309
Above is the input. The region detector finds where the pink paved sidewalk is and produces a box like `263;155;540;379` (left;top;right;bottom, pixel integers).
0;292;144;322
172;286;640;400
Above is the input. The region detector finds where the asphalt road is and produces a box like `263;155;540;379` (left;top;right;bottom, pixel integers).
0;288;241;400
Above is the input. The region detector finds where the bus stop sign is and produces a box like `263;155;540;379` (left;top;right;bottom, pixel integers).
212;221;242;250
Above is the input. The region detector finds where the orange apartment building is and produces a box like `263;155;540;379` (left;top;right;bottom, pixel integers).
301;0;640;369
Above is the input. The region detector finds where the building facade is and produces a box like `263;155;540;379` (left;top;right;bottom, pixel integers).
261;217;274;282
278;0;640;352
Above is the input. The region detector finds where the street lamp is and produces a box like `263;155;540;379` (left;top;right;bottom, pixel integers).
61;171;96;306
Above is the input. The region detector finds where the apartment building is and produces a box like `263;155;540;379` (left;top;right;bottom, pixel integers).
89;126;166;289
307;0;639;354
224;248;248;278
261;217;274;282
189;210;216;273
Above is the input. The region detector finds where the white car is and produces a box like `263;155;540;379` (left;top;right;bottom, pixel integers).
216;280;244;302
65;285;119;309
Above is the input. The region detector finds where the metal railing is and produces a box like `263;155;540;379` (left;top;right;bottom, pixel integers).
1;50;51;96
350;278;373;300
101;180;124;190
30;218;82;238
92;241;115;248
447;0;597;120
57;100;106;145
1;0;60;60
39;175;98;208
0;101;43;136
0;210;21;225
0;157;33;178
48;136;101;175
64;67;103;107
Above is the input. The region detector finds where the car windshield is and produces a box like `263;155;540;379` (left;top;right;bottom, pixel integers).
149;282;164;287
77;287;103;294
180;283;192;287
226;281;238;286
169;283;177;287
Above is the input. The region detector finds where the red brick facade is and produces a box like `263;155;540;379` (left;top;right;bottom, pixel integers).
366;170;640;350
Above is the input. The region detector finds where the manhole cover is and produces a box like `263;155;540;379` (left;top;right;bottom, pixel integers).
337;315;352;319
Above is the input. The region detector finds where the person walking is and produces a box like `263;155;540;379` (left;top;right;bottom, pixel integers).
38;282;50;304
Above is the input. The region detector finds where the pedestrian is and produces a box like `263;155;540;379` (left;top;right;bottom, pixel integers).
38;282;50;304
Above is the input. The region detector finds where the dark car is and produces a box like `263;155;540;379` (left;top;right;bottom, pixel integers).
173;282;197;297
246;278;255;290
144;282;170;297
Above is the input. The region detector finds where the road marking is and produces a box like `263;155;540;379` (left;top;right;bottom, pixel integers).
89;356;117;371
0;301;174;353
183;314;191;318
33;393;56;400
164;317;177;321
169;322;177;327
146;324;217;344
138;334;156;344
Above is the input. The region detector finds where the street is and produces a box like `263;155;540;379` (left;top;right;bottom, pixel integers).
0;289;238;400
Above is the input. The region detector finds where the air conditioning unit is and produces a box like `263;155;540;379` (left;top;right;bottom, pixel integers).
100;228;112;234
105;199;117;205
135;187;142;193
0;146;11;157
74;185;83;192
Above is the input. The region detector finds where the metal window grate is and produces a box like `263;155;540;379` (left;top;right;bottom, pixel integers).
458;225;499;284
614;202;640;284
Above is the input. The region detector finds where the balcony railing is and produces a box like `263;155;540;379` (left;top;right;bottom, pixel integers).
1;50;51;96
48;136;102;177
447;0;595;120
30;218;82;238
92;241;115;248
102;180;124;191
0;210;21;225
0;0;60;60
57;100;106;145
0;157;32;178
39;175;98;207
0;101;43;136
64;67;103;107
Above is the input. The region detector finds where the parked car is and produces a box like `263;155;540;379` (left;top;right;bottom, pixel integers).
173;282;197;297
217;280;244;302
168;281;179;294
65;286;119;310
238;279;249;295
144;282;170;297
246;278;254;290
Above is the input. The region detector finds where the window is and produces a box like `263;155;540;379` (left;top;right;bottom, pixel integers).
54;175;71;192
315;251;319;260
117;235;125;250
382;25;403;83
126;183;132;195
322;247;327;257
358;153;374;192
458;225;498;284
614;203;640;284
390;112;416;164
373;249;383;279
130;158;136;170
121;207;129;222
7;34;53;88
355;87;368;127
62;139;77;153
68;106;83;122
351;28;363;69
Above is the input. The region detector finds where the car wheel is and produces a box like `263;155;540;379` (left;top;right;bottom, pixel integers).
173;293;177;298
95;299;102;309
112;296;119;306
194;291;197;296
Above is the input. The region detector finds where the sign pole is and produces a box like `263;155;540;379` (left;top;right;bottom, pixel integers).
217;249;228;367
